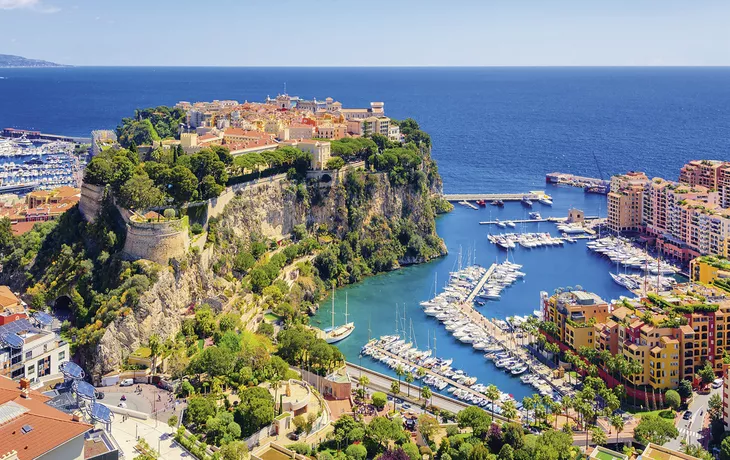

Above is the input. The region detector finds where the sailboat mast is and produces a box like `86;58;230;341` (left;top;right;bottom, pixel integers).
345;293;349;324
331;285;335;329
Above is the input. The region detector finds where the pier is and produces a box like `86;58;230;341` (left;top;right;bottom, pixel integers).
458;200;478;210
443;191;550;202
1;127;91;144
466;263;496;304
545;172;609;193
478;216;600;225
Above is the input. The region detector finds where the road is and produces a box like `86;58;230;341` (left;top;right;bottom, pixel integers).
665;386;720;451
345;362;469;415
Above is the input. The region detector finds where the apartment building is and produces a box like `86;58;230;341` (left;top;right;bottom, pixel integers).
0;316;69;382
680;160;726;190
607;171;649;233
691;256;730;284
543;290;609;349
281;140;332;171
547;288;730;390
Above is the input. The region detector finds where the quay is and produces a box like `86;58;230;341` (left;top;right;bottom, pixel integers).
363;343;512;411
545;172;609;193
444;191;550;202
478;216;600;225
1;127;91;144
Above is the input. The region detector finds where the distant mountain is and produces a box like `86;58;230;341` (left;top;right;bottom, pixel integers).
0;54;67;68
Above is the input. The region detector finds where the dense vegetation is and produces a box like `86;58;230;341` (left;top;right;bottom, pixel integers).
0;199;159;349
85;144;231;208
117;106;186;147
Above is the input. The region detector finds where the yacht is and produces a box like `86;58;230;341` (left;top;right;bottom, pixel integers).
521;197;533;207
538;197;553;206
324;291;355;344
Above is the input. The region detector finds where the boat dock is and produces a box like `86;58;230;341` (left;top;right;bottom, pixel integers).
545;172;610;193
444;191;550;202
458;200;478;210
365;343;504;408
466;263;496;304
479;216;600;225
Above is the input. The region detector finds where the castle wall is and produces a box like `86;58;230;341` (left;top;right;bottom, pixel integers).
78;183;105;222
122;219;190;265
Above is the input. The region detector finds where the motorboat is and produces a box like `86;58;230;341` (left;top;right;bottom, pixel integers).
521;197;533;207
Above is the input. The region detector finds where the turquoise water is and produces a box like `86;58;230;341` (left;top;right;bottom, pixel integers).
312;185;632;401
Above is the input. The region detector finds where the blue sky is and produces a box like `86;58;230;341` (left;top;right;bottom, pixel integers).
0;0;728;66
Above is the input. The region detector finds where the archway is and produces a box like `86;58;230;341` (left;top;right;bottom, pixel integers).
53;295;73;323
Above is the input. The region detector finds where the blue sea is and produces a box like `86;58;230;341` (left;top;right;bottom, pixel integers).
2;66;729;401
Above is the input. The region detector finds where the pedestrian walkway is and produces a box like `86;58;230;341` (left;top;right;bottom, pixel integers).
110;411;188;459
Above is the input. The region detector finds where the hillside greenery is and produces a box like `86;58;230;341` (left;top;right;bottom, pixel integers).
117;106;186;146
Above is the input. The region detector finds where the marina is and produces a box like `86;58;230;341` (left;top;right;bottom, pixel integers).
0;137;82;190
545;172;610;194
313;186;628;404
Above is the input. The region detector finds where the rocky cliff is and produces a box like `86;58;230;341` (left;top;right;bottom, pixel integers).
88;160;445;377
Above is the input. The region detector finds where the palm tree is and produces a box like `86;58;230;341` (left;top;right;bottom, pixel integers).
416;367;426;396
390;381;400;411
523;395;536;426
485;384;500;419
549;399;561;428
610;414;625;445
271;377;282;415
421;385;432;408
560;396;573;427
395;364;405;386
357;375;369;400
148;334;161;376
629;359;643;408
405;372;414;398
502;399;517;421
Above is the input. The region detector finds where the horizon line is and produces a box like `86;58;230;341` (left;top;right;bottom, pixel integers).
5;64;730;69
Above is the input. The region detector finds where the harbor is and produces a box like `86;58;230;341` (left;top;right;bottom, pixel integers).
313;185;627;404
545;172;610;194
446;191;552;203
0;136;82;190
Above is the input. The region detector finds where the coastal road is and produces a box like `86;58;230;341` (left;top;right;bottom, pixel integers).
345;362;469;416
665;387;720;451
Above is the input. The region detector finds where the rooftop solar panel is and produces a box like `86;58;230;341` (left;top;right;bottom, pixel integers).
33;311;53;326
1;332;24;349
59;361;84;379
90;402;112;423
73;380;96;399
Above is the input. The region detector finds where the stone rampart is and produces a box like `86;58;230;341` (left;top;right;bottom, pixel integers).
122;218;190;265
78;183;105;222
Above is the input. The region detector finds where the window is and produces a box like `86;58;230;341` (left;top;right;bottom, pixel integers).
25;351;32;360
27;364;35;375
58;351;65;361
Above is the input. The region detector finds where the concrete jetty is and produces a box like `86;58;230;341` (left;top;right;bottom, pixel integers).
466;263;496;304
443;191;550;202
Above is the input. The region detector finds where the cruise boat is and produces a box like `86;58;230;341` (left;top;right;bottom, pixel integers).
324;291;355;344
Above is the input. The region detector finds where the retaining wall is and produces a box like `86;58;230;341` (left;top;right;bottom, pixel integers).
122;219;190;265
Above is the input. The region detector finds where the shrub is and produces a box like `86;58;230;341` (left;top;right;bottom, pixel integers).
190;223;204;235
164;208;177;219
372;392;387;410
287;443;311;456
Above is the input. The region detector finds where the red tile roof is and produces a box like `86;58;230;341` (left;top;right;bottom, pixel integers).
0;377;93;460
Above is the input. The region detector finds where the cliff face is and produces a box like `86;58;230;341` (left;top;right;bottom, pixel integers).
90;165;445;377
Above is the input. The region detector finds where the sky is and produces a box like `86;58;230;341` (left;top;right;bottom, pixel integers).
0;0;729;66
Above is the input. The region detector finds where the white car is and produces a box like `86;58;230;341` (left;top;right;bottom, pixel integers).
712;379;723;389
120;378;134;387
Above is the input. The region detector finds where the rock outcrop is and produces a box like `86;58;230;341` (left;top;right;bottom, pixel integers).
90;164;444;377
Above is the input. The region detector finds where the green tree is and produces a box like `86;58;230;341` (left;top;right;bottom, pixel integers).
609;414;624;445
372;392;387;410
678;379;693;399
167;414;178;429
184;396;216;426
457;406;491;438
417;414;439;441
664;390;681;411
326;157;346;170
346;444;367;460
118;174;165;211
485;384;500;420
591;426;607;446
148;333;161;375
405;372;414;398
721;437;730;460
498;445;514;460
366;416;403;449
402;442;420;460
682;444;713;460
390;380;400;410
698;362;716;385
166;165;198;204
501;399;517;421
421;385;432;407
633;413;679;445
219;441;249;460
234;386;275;437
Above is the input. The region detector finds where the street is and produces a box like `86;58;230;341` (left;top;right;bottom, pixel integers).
665;386;721;451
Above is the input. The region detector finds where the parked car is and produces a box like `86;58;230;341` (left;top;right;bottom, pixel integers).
712;378;723;389
120;379;134;387
683;411;693;420
288;432;300;441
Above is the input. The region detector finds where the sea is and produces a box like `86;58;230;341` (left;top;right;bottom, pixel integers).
2;66;729;401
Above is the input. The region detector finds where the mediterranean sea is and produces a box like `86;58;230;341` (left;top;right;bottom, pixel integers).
2;66;728;400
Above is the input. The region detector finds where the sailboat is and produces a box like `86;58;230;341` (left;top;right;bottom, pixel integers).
325;289;355;344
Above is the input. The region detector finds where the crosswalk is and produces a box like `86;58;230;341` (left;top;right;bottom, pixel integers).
679;427;701;441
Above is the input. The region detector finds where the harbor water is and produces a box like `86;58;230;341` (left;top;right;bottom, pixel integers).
312;186;631;402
